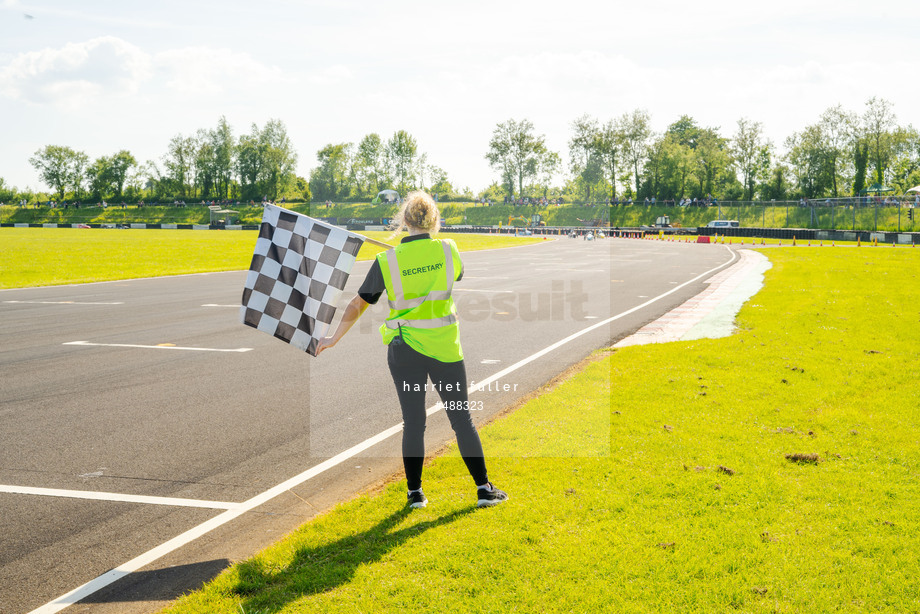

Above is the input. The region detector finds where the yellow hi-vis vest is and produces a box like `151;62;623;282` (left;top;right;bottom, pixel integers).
377;237;463;363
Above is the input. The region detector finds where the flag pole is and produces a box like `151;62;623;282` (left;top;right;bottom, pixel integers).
359;236;394;250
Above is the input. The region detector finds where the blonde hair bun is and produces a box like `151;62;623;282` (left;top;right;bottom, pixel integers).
390;191;441;236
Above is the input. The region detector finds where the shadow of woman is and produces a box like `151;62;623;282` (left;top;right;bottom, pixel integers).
232;504;476;609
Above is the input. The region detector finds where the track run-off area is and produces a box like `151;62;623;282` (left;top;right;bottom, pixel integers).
1;236;740;613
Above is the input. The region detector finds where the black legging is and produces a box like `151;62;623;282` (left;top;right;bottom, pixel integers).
387;339;488;491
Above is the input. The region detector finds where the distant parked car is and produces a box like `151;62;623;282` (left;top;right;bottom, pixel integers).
706;220;740;228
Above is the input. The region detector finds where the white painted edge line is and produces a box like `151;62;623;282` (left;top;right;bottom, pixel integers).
3;300;124;305
0;270;228;293
63;341;253;353
535;268;605;272
32;244;736;614
456;245;738;399
29;423;403;613
0;485;240;510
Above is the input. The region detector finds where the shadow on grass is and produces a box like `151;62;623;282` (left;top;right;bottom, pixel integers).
232;504;475;609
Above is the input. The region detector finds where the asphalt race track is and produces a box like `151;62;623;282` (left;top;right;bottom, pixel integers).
0;236;735;613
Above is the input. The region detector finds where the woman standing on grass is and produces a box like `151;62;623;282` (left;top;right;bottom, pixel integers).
315;191;508;510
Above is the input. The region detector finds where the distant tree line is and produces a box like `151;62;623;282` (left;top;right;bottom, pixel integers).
308;130;463;201
5;98;918;206
21;117;302;204
483;97;919;204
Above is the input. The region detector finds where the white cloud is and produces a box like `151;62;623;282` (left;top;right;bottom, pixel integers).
306;64;353;86
154;46;290;95
0;36;292;108
0;36;150;106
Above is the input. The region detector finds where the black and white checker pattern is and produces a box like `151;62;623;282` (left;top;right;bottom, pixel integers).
240;205;365;356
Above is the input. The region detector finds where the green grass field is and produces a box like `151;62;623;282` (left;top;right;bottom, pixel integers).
0;228;544;289
156;246;920;613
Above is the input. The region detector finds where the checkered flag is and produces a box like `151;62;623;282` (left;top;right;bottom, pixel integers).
241;205;365;356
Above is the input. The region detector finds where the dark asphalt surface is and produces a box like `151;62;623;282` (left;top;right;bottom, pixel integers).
0;236;735;613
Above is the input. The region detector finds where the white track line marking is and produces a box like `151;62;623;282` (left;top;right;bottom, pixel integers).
3;300;124;305
32;245;736;614
0;485;239;510
535;268;605;272
63;341;252;353
29;424;403;614
458;246;737;398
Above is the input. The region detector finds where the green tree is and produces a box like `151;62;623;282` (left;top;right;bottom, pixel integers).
309;143;352;201
428;165;454;198
235;119;298;201
194;130;217;199
889;126;920;193
70;151;90;200
643;134;695;201
853;138;869;196
818;105;856;197
86;156;113;200
260;119;298;201
485;118;550;199
731;118;770;200
236;128;262;201
650;116;731;200
619;109;652;198
164;134;196;199
596;119;622;200
211;116;235;199
109;150;136;199
387;130;418;195
0;177;18;202
692;129;730;199
29;145;85;200
862;97;896;186
642;136;667;199
86;151;136;200
785;125;833;198
568;114;600;201
538;150;561;199
292;175;312;202
762;163;791;201
354;133;387;197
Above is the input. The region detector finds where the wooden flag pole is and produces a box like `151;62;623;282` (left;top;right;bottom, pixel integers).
360;236;395;250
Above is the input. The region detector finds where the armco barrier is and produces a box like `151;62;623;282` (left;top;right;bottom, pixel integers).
5;222;915;244
696;226;920;245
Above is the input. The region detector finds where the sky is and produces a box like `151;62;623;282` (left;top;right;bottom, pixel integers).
2;0;919;194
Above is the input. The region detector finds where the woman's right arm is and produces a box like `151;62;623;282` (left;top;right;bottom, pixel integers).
314;294;371;356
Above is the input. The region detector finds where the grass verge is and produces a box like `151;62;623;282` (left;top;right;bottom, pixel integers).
0;229;545;289
162;246;920;613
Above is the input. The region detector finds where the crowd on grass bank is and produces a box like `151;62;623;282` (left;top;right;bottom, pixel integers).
2;196;291;210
